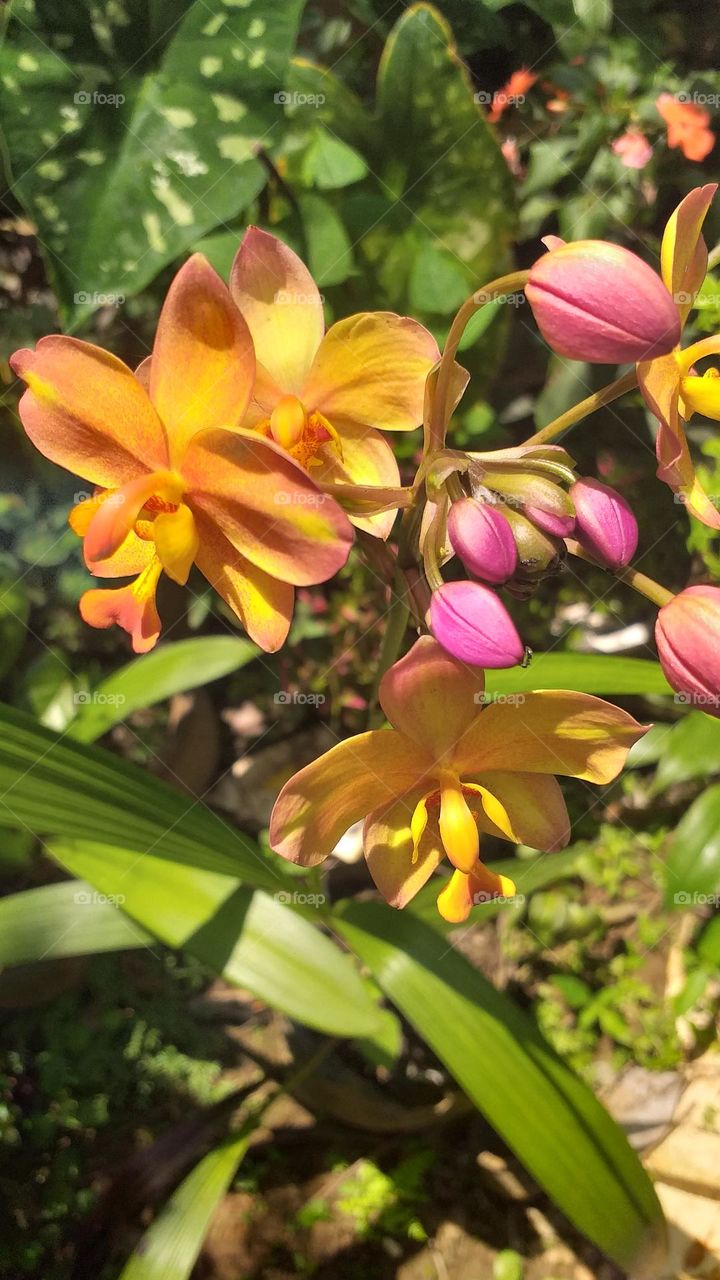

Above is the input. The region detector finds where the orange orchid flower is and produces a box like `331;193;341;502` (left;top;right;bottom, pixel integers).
10;255;353;653
228;228;440;538
636;183;720;527
656;94;715;163
269;636;645;923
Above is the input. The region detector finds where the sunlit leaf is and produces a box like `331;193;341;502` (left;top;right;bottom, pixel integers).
337;901;664;1270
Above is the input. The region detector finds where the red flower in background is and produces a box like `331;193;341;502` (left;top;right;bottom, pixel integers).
488;68;537;123
656;94;715;162
612;129;653;170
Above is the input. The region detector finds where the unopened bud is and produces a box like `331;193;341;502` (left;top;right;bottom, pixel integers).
430;580;525;668
447;498;517;584
570;477;638;571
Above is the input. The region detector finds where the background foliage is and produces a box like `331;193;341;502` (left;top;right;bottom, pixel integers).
1;1;719;1278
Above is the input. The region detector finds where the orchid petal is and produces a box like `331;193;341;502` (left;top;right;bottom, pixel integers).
310;422;402;538
453;692;646;782
83;470;183;565
10;337;168;487
192;511;294;652
153;503;199;585
302;312;439;432
638;354;720;529
150;254;255;462
79;559;162;653
660;184;717;324
364;787;443;908
182;428;353;586
269;729;435;867
467;772;570;850
230;226;324;394
379;635;485;762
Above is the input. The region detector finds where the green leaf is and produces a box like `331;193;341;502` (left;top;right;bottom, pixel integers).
47;840;382;1038
0;702;277;885
336;902;663;1270
572;0;613;34
0;879;150;965
298;193;354;286
0;578;29;679
651;711;720;794
0;0;306;322
485;653;672;698
697;915;720;968
348;3;512;314
300;128;368;189
69;636;258;743
664;785;720;908
119;1133;249;1280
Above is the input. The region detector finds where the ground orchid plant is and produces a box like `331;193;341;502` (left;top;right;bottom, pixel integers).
10;183;720;928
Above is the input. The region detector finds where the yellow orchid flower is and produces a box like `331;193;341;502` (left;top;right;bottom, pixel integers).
270;636;646;923
229;227;440;537
10;255;352;653
637;183;720;526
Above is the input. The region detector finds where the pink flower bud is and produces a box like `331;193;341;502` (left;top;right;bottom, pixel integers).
656;586;720;716
523;505;576;538
525;240;680;363
447;498;517;584
570;478;638;570
430;580;525;668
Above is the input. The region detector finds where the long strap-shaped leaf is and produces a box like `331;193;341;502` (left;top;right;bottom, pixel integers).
118;1133;249;1280
0;879;151;964
336;901;665;1272
0;702;277;886
39;842;382;1039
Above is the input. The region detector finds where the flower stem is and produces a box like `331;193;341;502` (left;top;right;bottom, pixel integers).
566;539;674;607
527;369;638;446
428;269;530;452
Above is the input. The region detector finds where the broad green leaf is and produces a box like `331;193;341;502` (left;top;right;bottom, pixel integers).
485;653;672;698
300;128;368;189
69;636;258;743
337;902;664;1270
650;711;720;794
0;879;150;965
0;702;279;886
664;785;720;908
0;0;306;323
298;193;354;286
372;3;513;313
48;840;382;1038
120;1133;249;1280
572;0;613;33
